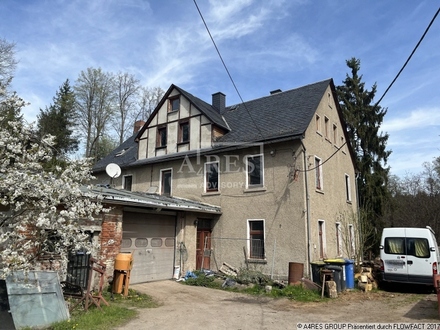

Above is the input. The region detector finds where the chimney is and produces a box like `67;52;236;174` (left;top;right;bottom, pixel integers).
212;92;226;113
134;120;145;134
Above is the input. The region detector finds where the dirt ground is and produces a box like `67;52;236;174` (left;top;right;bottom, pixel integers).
113;280;440;330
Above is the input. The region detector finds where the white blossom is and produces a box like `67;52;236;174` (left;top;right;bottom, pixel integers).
0;110;106;278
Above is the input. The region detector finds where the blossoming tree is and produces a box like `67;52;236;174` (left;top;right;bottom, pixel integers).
0;91;106;278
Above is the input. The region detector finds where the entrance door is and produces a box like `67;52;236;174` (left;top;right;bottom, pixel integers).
196;221;211;270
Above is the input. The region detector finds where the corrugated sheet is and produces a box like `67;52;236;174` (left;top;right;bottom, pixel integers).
6;271;69;329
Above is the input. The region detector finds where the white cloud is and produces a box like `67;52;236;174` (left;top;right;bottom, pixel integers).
383;107;440;133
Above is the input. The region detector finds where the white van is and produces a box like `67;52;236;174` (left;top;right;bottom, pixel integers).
379;226;440;286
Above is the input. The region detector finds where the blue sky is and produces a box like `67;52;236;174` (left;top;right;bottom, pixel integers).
1;0;439;177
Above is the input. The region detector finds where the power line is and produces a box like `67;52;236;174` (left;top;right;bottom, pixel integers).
375;6;440;107
192;0;266;141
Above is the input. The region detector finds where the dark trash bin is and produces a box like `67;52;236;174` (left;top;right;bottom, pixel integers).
311;261;326;285
324;258;347;291
324;265;344;292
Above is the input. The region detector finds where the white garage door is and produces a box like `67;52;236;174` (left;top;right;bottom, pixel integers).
121;212;176;283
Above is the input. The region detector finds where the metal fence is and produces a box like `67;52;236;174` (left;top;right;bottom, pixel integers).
203;237;276;276
66;251;90;289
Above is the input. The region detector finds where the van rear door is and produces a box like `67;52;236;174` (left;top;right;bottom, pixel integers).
382;234;408;282
406;229;436;285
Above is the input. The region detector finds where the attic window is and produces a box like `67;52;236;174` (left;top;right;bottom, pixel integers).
157;126;167;148
168;96;180;112
115;148;129;157
179;121;189;143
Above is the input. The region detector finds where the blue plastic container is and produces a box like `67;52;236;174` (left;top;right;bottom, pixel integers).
344;259;355;289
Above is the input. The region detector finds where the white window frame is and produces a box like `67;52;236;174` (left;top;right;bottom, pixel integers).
345;174;352;202
204;161;220;193
315;114;321;133
123;175;133;191
247;219;266;260
349;224;355;258
245;154;264;188
318;220;326;259
315;156;323;191
160;168;173;196
333;123;337;145
324;116;329;139
336;222;342;257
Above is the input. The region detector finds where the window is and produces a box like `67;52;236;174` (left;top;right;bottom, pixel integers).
42;229;61;255
348;224;355;257
248;220;265;259
384;237;405;255
179;121;189;143
205;162;219;192
246;154;264;188
123;175;132;191
336;223;342;257
168;96;180;112
385;237;430;258
318;220;326;259
345;174;351;202
315;114;321;132
333;124;337;145
315;157;323;190
160;169;172;196
157;126;167;148
324;117;329;139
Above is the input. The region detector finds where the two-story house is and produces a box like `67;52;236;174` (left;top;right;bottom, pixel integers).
92;78;358;284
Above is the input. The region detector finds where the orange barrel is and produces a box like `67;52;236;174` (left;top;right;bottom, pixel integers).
288;262;304;285
112;271;124;294
114;252;133;271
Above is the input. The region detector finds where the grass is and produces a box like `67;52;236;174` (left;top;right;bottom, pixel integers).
46;289;159;330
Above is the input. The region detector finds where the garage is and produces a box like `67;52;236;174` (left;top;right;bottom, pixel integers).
121;211;177;283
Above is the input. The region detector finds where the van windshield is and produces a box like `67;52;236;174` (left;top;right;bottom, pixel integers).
384;237;430;258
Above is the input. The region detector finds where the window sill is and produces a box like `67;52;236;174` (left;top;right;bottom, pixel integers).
246;259;267;264
243;186;266;193
346;200;352;205
168;109;179;114
177;141;189;146
156;146;167;150
315;189;324;194
202;191;220;196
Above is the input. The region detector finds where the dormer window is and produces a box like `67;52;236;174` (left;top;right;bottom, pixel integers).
168;96;180;112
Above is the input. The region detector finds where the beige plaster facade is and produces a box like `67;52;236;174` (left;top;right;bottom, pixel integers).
94;81;358;281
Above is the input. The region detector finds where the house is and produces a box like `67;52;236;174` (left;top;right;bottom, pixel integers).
92;78;358;284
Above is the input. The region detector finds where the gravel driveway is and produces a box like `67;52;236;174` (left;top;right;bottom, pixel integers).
113;280;440;330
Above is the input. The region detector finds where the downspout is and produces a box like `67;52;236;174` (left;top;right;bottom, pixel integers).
355;171;361;265
301;140;312;278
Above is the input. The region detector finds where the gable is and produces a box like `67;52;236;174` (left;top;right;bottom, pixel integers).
135;85;229;161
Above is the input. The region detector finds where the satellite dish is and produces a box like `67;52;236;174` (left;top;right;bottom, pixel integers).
106;163;121;178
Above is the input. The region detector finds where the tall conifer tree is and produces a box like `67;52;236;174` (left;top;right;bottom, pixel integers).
337;58;391;246
37;79;79;161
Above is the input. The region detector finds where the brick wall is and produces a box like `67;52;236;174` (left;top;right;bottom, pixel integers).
99;205;123;278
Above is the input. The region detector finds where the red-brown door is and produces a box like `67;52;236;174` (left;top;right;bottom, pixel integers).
196;229;211;270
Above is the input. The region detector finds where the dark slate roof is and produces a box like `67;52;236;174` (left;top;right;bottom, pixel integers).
93;79;338;173
84;186;221;214
173;85;229;131
218;79;331;143
93;133;138;172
